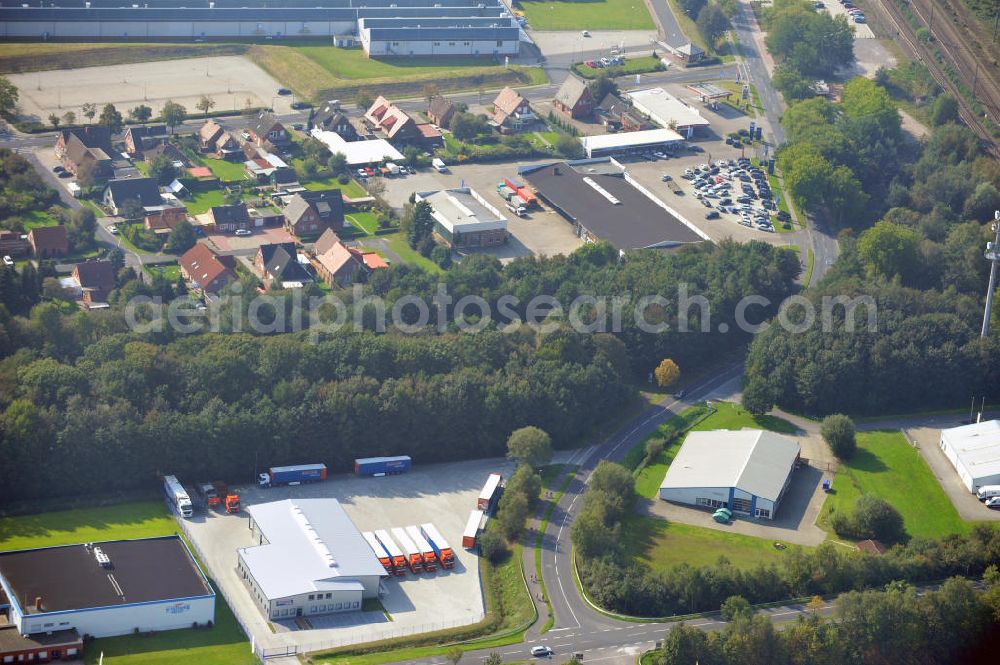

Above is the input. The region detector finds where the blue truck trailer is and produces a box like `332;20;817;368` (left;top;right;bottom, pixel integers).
258;463;328;488
354;456;412;476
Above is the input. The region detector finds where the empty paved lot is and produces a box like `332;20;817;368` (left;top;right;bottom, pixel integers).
183;456;516;654
10;56;295;122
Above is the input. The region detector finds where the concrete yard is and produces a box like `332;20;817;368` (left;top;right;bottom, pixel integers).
182;456;516;655
9;56;296;122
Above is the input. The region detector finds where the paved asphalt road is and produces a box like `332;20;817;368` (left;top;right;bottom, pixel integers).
650;0;689;49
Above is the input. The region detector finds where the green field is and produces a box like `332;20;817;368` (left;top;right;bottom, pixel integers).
819;430;969;540
145;263;182;282
0;501;176;551
21;209;61;230
572;56;664;80
202;158;249;183
302;175;368;199
384;232;443;274
692;401;797;435
622;515;793;570
345;212;380;235
519;0;655;30
185;189;227;215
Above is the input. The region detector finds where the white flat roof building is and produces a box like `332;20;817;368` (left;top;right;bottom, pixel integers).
310;128;404;166
415;187;508;250
238;499;387;621
939;420;1000;492
579;128;685;158
626;87;711;138
659;430;800;520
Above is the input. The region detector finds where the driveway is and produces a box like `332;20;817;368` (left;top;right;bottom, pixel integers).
905;424;1000;522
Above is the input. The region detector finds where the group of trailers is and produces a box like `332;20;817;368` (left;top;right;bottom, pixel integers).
462;472;504;550
363;524;454;575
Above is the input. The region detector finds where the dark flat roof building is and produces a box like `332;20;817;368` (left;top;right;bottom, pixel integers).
0;536;215;638
520;158;707;252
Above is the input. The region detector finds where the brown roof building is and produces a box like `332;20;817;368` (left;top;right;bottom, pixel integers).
427;95;457;129
492;87;534;132
144;205;188;234
72;260;116;307
255;242;313;289
179;242;238;296
27;225;69;259
124;125;168;156
311;100;360;141
0;231;30;258
283;190;345;238
55;126;113;180
248;111;288;147
553;74;594;120
199;120;241;159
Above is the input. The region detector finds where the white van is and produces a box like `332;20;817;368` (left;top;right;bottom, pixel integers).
432;158;448;173
976;485;1000;501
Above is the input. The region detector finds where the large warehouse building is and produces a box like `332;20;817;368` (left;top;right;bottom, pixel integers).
520;158;707;253
0;536;215;640
0;0;523;57
415;187;508;250
939;420;1000;492
238;499;388;621
659;430;801;520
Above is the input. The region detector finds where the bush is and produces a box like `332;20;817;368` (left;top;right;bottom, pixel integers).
337;173;350;185
854;495;906;543
720;595;752;622
821;414;857;459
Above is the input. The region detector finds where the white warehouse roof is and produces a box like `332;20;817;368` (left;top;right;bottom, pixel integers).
310;128;404;166
240;499;386;600
940;420;1000;484
416;187;507;235
626;87;711;130
580;128;685;155
660;430;800;501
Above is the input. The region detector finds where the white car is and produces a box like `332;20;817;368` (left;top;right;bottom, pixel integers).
530;645;553;657
108;224;119;235
2;255;13;267
581;30;590;37
986;496;1000;509
234;229;252;236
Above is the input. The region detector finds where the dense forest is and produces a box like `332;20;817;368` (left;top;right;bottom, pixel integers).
650;575;1000;665
0;240;799;502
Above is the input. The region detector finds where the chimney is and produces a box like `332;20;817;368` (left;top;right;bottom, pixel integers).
553;166;560;175
34;596;42;612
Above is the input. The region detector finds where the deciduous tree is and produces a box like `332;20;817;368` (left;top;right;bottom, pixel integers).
654;358;680;389
506;425;553;468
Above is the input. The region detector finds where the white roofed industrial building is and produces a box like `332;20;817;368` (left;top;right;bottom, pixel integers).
415;187;508;250
626;87;711;138
659;430;800;519
310;128;404;166
237;499;387;620
939;420;1000;492
579;128;685;158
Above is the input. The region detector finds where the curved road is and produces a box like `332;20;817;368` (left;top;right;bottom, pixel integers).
402;363;840;665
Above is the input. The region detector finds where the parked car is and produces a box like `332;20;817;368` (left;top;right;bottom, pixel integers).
705;211;720;220
277;88;292;95
52;165;64;173
290;101;310;110
108;224;119;235
581;30;590;37
234;229;252;236
661;174;672;181
2;256;13;266
986;496;1000;509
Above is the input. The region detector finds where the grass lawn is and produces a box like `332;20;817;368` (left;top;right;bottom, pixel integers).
21;209;61;230
572;56;663;80
0;501;176;551
819;430;969;540
803;248;815;286
346;212;379;236
145;263;182;282
249;45;546;100
302;175;368;199
202;158;249;183
185;189;227;215
693;401;797;435
519;0;654;30
384;232;443;274
622;515;793;571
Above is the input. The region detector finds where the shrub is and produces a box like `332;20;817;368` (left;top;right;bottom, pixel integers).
478;530;507;563
854;495;906;544
821;414;857;459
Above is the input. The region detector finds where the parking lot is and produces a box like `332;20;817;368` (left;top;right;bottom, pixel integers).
183;456;516;653
380;159;585;260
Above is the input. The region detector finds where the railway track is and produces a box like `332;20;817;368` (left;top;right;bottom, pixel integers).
869;0;1000;156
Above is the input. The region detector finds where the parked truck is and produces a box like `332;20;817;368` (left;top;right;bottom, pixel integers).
503;177;538;208
406;525;438;572
163;475;193;518
391;526;423;573
463;509;485;549
212;480;240;513
195;482;220;509
420;522;455;569
477;473;503;512
374;529;408;576
258;463;328;488
363;531;394;574
354;456;411;476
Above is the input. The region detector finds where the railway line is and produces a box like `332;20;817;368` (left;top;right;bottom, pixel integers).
869;0;999;156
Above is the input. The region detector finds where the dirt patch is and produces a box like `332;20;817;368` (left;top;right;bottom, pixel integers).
0;43;247;74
